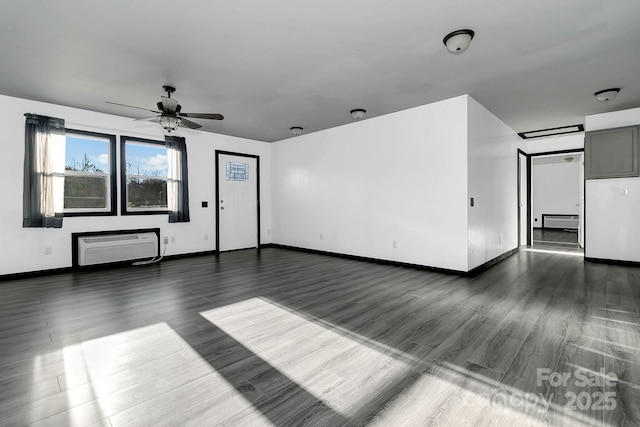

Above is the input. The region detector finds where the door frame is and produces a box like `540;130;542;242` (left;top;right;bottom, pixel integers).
518;147;584;247
215;150;261;252
517;149;531;246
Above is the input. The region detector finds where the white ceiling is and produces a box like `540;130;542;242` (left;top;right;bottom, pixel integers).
1;0;639;142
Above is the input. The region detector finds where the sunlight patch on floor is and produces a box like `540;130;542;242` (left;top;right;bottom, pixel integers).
200;297;415;417
20;323;271;426
522;247;584;257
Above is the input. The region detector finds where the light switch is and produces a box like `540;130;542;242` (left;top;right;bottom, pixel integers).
621;189;629;197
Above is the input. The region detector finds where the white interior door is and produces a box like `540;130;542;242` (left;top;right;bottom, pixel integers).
518;152;529;245
218;154;258;252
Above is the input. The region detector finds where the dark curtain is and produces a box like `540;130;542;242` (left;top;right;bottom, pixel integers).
23;113;66;228
165;135;190;223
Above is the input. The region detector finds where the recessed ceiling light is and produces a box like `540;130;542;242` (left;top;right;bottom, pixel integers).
518;124;584;139
443;29;475;53
350;109;366;120
594;88;620;102
290;126;303;136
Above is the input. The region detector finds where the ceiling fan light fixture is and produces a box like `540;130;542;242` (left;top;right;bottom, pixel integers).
594;88;620;102
290;126;303;136
159;115;180;132
350;109;366;120
107;86;222;133
443;29;475;53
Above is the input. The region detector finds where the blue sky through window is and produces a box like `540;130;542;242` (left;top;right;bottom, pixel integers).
65;136;109;171
125;142;168;177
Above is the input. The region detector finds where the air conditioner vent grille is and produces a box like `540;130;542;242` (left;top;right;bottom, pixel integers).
82;235;140;244
542;214;579;230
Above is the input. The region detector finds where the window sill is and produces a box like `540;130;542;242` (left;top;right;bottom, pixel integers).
64;211;116;217
121;210;168;216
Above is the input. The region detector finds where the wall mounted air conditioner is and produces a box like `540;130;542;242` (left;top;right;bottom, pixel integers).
542;215;579;230
77;232;158;266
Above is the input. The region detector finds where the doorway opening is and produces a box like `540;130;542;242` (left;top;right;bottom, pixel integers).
518;149;584;253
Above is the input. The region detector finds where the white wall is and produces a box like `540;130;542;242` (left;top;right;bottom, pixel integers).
519;133;584;154
0;94;272;275
466;97;519;270
585;107;640;262
532;160;581;226
272;96;470;271
586;177;640;262
585;106;640;131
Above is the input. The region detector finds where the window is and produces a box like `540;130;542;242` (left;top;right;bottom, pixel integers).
226;162;249;181
64;129;116;216
121;136;168;214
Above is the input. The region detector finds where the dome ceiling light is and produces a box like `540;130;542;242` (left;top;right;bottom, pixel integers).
594;88;620;102
443;29;475;53
350;109;366;120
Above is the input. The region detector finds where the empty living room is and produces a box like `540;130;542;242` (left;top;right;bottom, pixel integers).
1;1;639;426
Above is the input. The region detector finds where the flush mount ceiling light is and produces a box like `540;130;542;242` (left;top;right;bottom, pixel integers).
594;88;620;102
350;109;366;120
290;126;303;136
518;124;584;139
443;29;475;53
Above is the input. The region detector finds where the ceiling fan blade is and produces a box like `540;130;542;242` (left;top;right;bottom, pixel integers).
179;113;224;120
161;96;179;113
106;101;161;114
133;116;160;122
179;117;202;129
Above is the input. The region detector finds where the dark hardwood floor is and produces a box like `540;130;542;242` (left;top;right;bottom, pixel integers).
533;229;581;251
0;247;638;426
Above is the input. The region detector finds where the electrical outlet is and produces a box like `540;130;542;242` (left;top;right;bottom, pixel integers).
163;236;169;245
392;240;397;249
204;234;208;240
320;233;324;240
44;246;52;255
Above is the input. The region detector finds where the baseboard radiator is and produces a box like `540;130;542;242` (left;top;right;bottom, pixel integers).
542;214;579;230
78;232;158;266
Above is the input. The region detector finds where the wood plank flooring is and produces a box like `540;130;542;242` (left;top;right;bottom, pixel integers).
0;247;639;426
533;229;581;250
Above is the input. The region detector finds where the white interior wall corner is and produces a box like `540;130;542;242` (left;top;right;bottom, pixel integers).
466;96;520;271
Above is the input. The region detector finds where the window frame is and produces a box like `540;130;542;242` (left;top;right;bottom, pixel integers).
120;135;169;215
63;129;117;217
